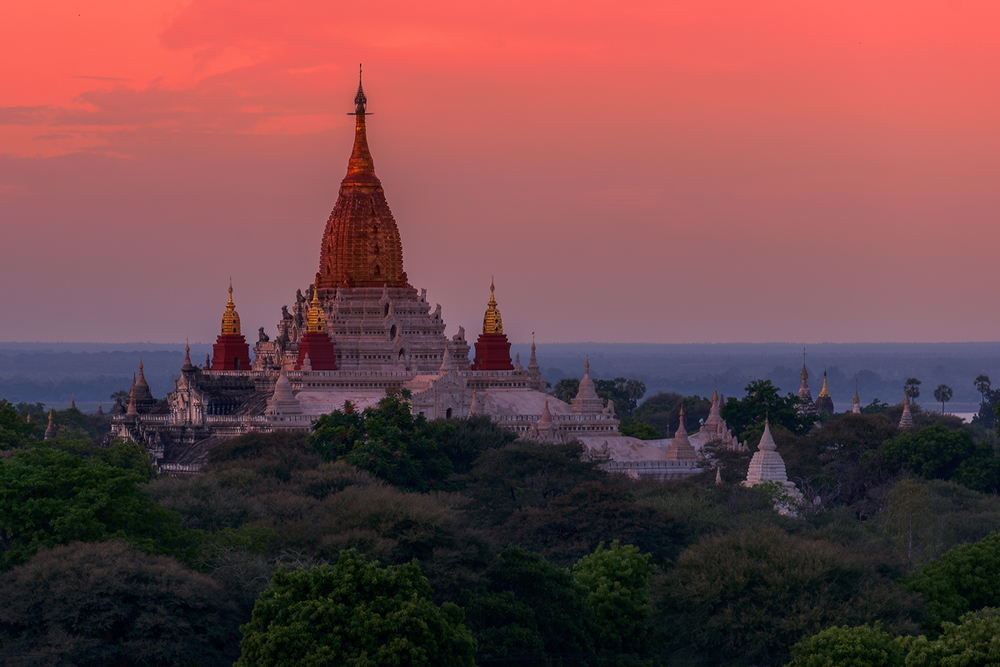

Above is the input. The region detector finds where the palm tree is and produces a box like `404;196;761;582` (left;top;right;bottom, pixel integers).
904;377;922;403
933;384;953;414
975;375;991;404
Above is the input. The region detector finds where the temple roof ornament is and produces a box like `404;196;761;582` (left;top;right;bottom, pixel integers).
899;391;914;429
181;340;195;372
852;380;861;414
815;369;835;414
482;279;504;335
221;282;242;336
797;349;818;416
44;409;56;440
317;68;407;289
306;285;327;333
572;358;606;415
666;405;698;461
439;341;454;373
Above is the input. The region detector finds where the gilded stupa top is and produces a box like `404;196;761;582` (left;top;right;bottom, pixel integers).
221;282;241;336
343;64;379;189
819;370;831;398
306;285;327;333
482;280;504;335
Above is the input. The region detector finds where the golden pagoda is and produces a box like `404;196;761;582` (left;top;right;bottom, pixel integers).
482;280;504;335
815;370;835;414
306;285;327;333
221;281;241;335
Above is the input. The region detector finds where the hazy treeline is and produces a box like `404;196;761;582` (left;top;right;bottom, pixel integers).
5;341;999;411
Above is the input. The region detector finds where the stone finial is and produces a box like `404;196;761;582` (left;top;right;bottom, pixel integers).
571;358;605;415
665;405;698;461
182;339;195;372
439;341;454;373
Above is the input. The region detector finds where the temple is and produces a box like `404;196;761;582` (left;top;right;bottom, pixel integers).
111;73;745;480
744;418;803;513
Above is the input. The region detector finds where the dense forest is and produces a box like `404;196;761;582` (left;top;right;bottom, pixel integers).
4;380;1000;666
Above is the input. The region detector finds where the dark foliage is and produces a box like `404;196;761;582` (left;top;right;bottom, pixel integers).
0;446;191;569
0;540;241;667
237;549;475;667
309;395;454;491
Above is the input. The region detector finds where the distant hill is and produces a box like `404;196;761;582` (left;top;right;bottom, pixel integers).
2;341;998;414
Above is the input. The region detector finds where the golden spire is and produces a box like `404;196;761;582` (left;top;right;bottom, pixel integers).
801;349;808;380
482;278;504;335
854;380;860;404
306;284;327;333
221;281;242;336
342;64;380;188
819;370;831;398
712;379;718;403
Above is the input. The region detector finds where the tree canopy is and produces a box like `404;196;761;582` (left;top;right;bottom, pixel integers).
0;540;241;667
309;395;453;492
236;549;476;667
0;446;190;569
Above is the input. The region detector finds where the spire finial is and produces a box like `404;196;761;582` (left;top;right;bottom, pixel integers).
354;63;367;114
482;279;503;334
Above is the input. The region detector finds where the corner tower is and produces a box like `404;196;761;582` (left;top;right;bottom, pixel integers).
472;281;514;371
211;283;252;371
316;67;407;289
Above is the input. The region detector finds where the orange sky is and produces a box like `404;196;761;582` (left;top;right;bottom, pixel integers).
2;0;999;344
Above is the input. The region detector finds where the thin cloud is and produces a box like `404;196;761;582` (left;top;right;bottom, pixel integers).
68;75;130;82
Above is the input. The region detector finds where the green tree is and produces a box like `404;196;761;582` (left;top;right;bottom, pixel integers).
655;526;921;666
933;385;953;414
236;549;475;667
554;378;581;403
0;446;190;568
862;398;891;415
633;392;713;438
906;530;1000;631
464;545;595;663
309;394;453;492
0;540;241;666
0;399;34;450
878;424;998;491
432;414;517;476
787;623;906;667
572;541;652;656
594;377;647;417
975;375;991;404
619;419;659;439
905;378;922;403
904;607;1000;666
721;379;815;442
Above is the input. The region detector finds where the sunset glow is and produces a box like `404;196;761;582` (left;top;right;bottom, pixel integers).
2;0;999;344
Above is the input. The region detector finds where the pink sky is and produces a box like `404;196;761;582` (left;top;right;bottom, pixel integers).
2;0;999;344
